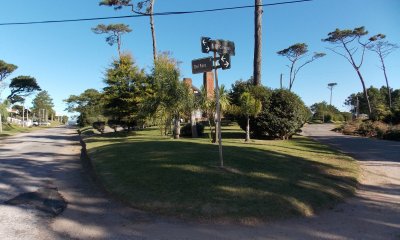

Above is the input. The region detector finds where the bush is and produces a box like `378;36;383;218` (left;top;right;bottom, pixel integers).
120;119;137;131
356;121;388;138
324;114;333;123
108;119;120;132
238;89;309;140
92;121;106;134
341;112;353;122
180;123;205;137
383;129;400;141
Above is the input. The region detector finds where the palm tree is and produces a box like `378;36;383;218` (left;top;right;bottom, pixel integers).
199;86;215;142
239;91;262;142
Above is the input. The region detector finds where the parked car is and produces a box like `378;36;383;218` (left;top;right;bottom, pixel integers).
33;121;39;126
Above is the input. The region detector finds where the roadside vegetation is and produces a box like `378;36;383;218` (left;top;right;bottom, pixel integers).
83;124;359;223
0;122;55;137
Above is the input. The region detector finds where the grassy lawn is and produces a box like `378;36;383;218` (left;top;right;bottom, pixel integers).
0;122;59;138
0;124;40;137
84;124;359;223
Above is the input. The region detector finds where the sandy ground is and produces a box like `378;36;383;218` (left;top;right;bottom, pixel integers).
0;125;399;239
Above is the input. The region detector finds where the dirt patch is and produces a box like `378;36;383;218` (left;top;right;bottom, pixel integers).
4;187;67;217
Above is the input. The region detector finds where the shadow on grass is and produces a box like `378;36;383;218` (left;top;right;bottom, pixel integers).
89;138;358;222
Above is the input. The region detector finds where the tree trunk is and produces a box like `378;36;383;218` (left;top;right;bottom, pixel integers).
355;69;372;115
149;0;157;62
245;115;250;142
117;33;121;58
380;56;392;109
253;0;263;86
208;118;215;143
0;113;2;133
190;111;198;138
173;117;180;139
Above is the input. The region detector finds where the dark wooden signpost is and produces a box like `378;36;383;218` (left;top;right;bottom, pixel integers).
192;36;235;168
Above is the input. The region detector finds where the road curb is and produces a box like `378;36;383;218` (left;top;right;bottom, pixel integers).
77;134;144;210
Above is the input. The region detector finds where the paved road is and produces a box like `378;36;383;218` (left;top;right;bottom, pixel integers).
0;125;399;239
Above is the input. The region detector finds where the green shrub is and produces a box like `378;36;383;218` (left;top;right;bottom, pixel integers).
341;112;353;122
92;121;106;134
239;89;309;140
383;129;400;141
108;119;120;132
180;123;205;137
120;120;137;131
357;121;388;138
324;114;333;123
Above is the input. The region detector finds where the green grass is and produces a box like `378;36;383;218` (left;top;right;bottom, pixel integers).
85;124;359;223
0;123;47;137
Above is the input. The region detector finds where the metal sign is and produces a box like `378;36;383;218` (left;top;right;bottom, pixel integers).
212;40;235;56
192;57;213;74
201;37;211;53
219;54;231;70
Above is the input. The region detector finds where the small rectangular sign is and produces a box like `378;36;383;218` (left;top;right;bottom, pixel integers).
211;40;235;56
201;37;211;53
192;57;213;74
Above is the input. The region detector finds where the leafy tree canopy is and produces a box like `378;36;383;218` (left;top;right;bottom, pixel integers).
0;60;17;82
92;23;132;46
64;88;104;126
31;90;55;116
99;0;151;12
277;43;325;91
7;76;41;104
103;53;149;124
322;27;368;43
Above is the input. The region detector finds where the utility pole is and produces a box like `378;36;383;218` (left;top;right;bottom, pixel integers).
280;73;283;89
327;83;337;106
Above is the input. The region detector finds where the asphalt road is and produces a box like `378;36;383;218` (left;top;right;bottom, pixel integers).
0;125;399;240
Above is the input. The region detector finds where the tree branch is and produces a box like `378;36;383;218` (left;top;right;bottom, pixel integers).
326;47;353;66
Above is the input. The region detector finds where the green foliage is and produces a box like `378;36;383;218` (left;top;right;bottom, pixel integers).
239;91;262;118
180;123;204;137
0;60;17;82
31;90;55;120
7;76;41;103
64;88;104;127
107;119;120;132
345;85;400;122
322;27;369;43
310;101;348;122
238;89;309;140
142;53;188;137
92;23;132;55
229;79;271;115
383;129;400;141
99;0;151;13
103;53;149;126
0;100;9;121
92;121;106;134
61;115;69;124
356;121;389;138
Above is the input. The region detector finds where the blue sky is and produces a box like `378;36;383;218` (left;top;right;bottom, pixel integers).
0;0;399;116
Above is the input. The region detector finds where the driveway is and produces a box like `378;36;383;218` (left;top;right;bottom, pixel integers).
0;125;399;239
